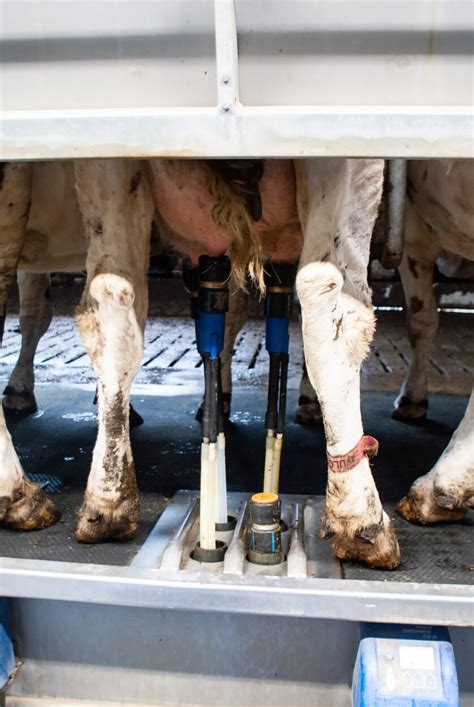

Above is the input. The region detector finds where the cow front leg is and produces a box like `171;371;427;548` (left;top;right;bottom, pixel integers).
393;203;439;422
0;403;60;530
397;389;474;524
294;157;399;568
4;272;53;417
297;263;399;568
74;159;153;543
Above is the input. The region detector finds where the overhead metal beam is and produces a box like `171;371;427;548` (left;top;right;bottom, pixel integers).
1;105;472;160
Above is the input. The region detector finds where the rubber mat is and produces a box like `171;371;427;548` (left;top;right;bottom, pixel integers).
343;505;473;585
0;384;471;582
0;488;167;566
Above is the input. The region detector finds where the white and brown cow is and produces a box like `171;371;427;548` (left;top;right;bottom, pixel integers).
394;160;473;524
0;157;400;568
1;161;86;418
393;159;474;422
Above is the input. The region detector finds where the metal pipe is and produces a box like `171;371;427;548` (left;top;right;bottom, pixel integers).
214;0;240;110
160;498;200;571
287;503;307;578
223;502;249;575
382;158;408;269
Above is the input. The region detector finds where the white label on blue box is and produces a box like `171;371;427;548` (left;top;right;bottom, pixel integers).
399;645;436;671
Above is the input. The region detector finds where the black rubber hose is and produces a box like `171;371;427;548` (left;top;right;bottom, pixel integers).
202;354;212;441
277;354;289;435
217;358;225;434
208;358;219;444
265;352;280;431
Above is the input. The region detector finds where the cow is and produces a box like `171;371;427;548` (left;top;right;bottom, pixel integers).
1;161;318;426
0;157;400;569
394;160;473;525
1;161;147;427
1;161;85;418
393;159;474;423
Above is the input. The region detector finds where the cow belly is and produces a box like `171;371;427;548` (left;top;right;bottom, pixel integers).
409;160;474;261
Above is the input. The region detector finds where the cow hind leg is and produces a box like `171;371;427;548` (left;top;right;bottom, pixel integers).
75;273;144;543
3;272;53;417
74;159;152;543
393;204;439;422
397;389;474;524
0;405;60;530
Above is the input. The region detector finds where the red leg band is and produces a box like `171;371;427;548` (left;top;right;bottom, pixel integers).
327;435;379;473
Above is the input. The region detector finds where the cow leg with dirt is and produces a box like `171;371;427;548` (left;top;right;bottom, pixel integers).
295;158;400;568
73;160;153;543
397;388;474;524
0;162;60;530
3;272;53;417
392;195;440;422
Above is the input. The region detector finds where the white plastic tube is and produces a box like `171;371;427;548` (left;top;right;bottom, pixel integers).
263;430;275;493
200;442;216;550
215;431;228;524
270;433;283;495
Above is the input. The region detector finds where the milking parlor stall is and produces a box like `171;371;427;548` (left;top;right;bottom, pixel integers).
0;0;473;705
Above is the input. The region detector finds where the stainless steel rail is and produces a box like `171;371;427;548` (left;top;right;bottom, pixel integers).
1;0;472;159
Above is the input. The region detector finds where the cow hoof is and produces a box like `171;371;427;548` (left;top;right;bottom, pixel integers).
396;484;468;525
129;404;144;429
75;494;139;543
2;387;38;419
0;480;61;531
392;395;428;423
295;400;322;426
323;511;400;569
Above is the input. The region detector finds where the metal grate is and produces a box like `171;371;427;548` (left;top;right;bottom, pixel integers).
1;309;472;394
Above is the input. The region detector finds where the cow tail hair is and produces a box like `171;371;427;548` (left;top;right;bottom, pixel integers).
208;168;264;292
